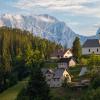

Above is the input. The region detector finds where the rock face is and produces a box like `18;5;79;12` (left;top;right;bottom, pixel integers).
0;14;95;47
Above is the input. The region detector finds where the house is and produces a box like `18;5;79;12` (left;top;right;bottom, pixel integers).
41;68;54;85
82;39;100;55
58;58;68;69
41;57;76;88
41;68;71;87
41;68;54;80
58;57;76;68
50;68;71;87
50;49;73;59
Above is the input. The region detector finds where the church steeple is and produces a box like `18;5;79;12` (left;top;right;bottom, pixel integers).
96;28;100;40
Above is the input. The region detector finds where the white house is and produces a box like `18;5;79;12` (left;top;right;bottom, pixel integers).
50;49;73;59
63;49;73;58
82;39;100;55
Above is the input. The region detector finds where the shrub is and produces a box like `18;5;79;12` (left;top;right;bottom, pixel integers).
80;88;100;100
90;72;100;89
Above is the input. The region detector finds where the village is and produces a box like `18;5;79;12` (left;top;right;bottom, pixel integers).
41;38;100;89
0;1;100;100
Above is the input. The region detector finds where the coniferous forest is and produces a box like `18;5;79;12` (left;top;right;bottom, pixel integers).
0;27;62;92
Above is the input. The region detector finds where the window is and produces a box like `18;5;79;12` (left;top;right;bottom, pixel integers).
89;49;90;52
97;48;98;52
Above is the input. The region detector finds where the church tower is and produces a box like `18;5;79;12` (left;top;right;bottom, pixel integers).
96;28;100;40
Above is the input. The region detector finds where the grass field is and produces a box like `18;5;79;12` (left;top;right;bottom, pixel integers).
0;78;28;100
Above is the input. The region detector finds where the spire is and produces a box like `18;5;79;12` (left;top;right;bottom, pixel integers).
96;28;100;40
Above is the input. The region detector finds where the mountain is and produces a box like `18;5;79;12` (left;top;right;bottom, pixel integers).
0;14;92;47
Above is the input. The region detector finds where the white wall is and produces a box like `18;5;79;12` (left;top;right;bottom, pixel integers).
63;70;71;83
63;50;73;58
82;47;100;55
69;59;76;67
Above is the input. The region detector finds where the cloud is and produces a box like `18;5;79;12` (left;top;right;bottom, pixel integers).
93;23;100;28
14;0;100;18
15;0;98;9
11;0;100;36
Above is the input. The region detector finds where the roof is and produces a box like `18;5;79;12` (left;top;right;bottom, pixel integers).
50;49;71;57
46;69;54;74
58;58;71;63
58;57;76;63
83;39;100;48
41;68;66;79
53;68;65;79
41;68;54;75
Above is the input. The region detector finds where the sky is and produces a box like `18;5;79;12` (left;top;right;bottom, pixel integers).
0;0;100;36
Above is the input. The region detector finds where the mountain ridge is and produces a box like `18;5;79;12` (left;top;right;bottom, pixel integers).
0;13;97;47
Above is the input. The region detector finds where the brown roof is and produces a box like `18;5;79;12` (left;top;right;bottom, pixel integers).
83;39;100;48
51;49;71;57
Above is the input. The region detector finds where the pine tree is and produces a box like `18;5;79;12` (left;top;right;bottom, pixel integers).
17;63;51;100
0;27;62;92
27;63;50;100
72;37;82;60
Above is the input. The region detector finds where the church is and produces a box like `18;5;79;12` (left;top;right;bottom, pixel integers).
82;39;100;55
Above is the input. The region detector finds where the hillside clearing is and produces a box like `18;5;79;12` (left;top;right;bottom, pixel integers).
0;78;28;100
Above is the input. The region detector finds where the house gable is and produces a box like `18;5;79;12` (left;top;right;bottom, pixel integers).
50;49;73;59
63;50;73;58
69;59;76;67
63;70;71;82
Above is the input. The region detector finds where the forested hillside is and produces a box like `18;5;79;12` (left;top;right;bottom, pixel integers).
0;27;62;92
0;14;88;48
